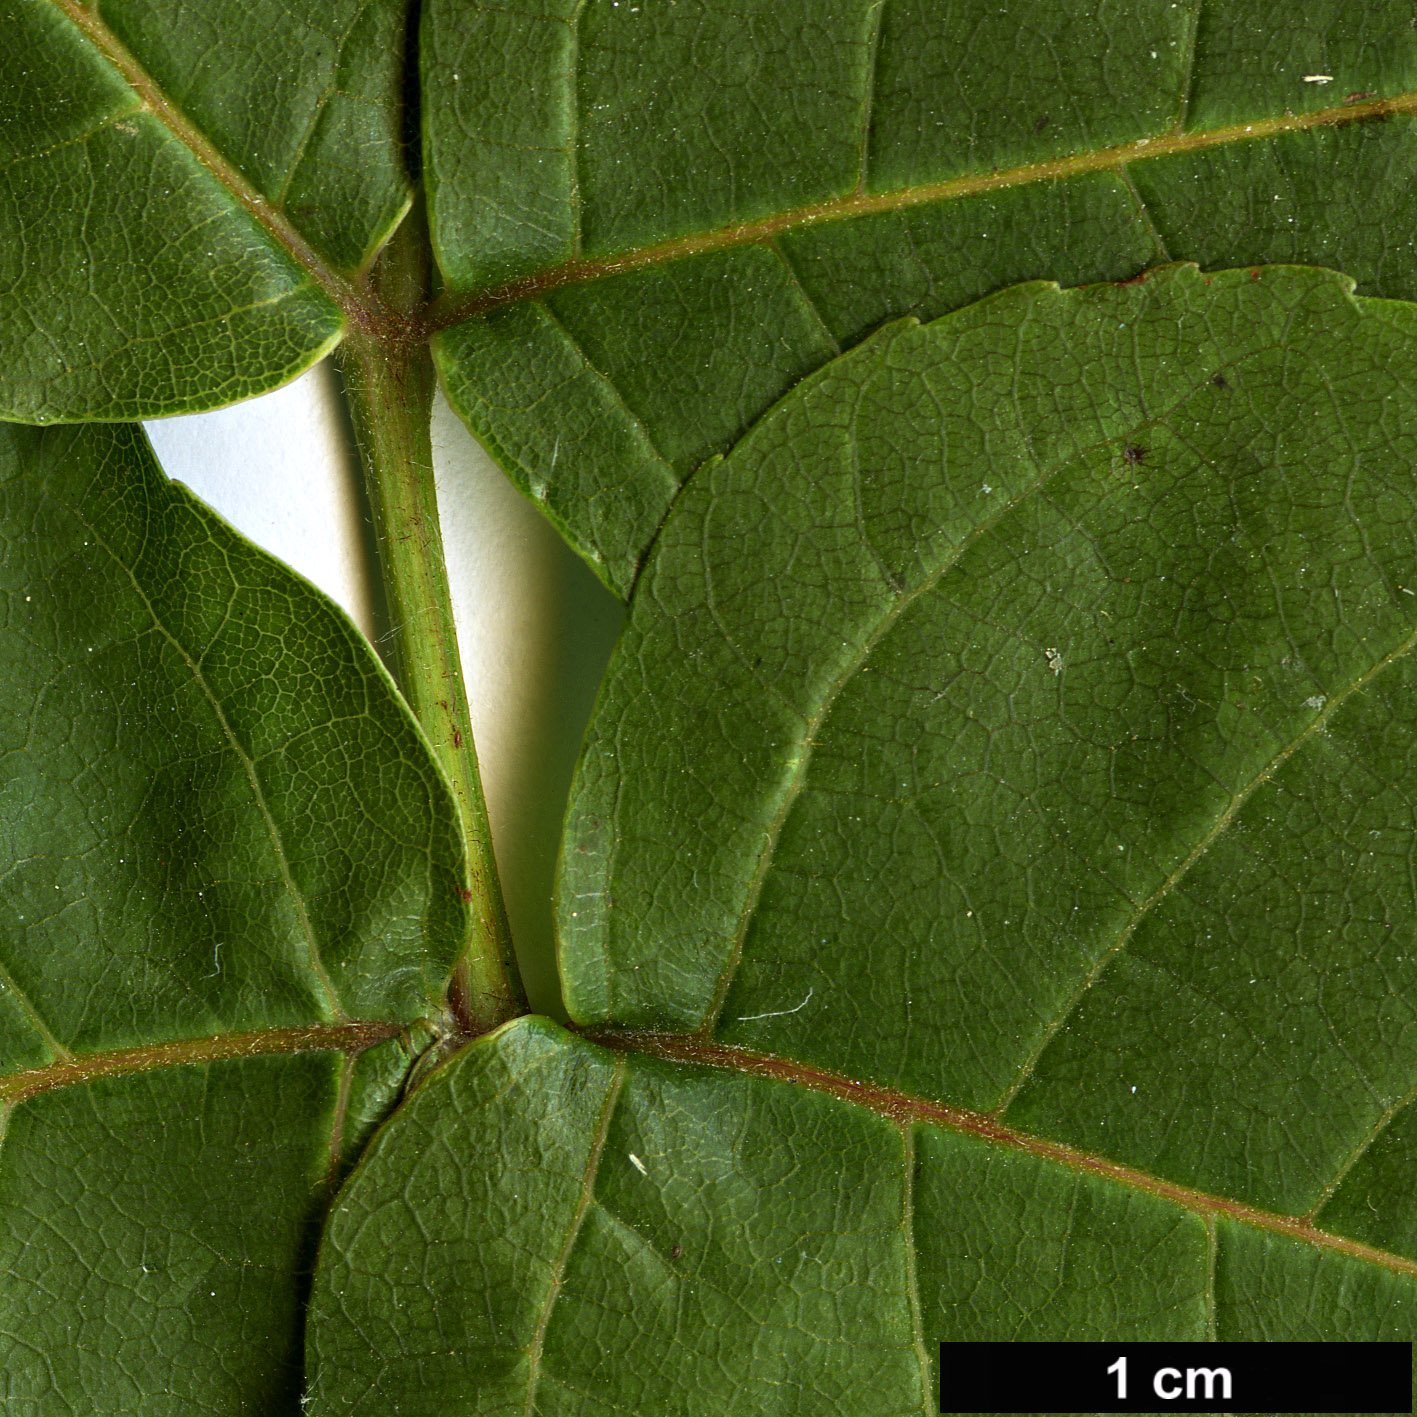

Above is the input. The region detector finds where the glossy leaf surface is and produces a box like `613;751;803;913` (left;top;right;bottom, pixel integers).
0;422;463;1405
428;0;1417;594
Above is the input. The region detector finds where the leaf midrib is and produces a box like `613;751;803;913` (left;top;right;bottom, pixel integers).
428;89;1417;331
6;953;1388;1311
46;0;1417;360
0;1020;402;1106
596;1031;1417;1283
46;0;388;332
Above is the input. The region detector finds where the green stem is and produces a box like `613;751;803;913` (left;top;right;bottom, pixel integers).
337;215;523;1035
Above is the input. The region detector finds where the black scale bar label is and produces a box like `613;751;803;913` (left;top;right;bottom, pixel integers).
940;1341;1413;1413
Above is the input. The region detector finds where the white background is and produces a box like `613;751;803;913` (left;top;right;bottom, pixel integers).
144;362;623;1015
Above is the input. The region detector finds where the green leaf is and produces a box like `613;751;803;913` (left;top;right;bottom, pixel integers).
305;1018;1414;1413
426;0;1417;594
89;0;414;270
561;263;1417;1225
310;264;1417;1411
0;420;464;1404
8;2;1417;1407
0;0;413;421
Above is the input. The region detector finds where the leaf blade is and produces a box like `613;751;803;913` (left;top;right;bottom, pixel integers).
0;1053;344;1413
0;421;463;1402
557;265;1417;1242
87;0;412;271
307;1020;1417;1410
425;0;1417;588
2;422;467;1044
306;1019;934;1417
0;0;416;420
